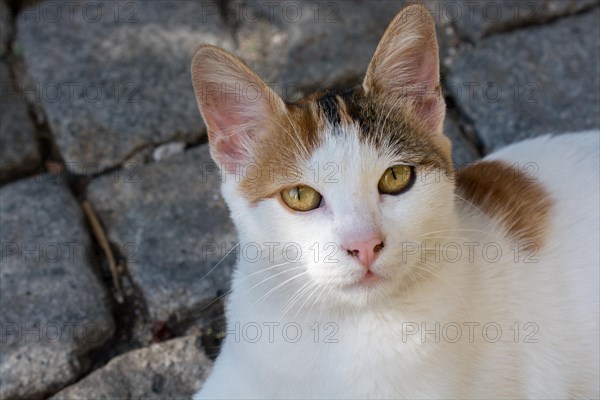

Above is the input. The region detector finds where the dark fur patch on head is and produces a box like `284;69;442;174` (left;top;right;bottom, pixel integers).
349;91;452;173
316;91;342;125
312;87;453;172
315;89;360;128
313;87;452;170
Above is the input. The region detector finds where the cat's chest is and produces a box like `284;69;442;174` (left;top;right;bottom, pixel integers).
230;312;465;397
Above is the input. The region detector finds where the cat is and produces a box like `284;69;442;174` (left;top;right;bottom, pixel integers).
190;4;599;398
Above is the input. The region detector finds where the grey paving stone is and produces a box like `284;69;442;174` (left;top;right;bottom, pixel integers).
224;0;464;96
0;61;41;183
447;9;600;153
0;177;114;399
444;116;480;167
0;0;10;57
86;145;237;322
249;0;407;96
448;0;598;41
238;0;459;98
16;0;235;174
50;335;212;400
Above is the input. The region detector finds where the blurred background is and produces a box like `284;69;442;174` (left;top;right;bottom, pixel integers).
0;0;598;398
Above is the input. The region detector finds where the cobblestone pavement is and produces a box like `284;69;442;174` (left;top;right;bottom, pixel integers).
1;0;598;398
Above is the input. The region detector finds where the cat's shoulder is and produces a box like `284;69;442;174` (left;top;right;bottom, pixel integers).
455;131;599;248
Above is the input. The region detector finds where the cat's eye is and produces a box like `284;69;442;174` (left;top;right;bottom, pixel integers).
378;165;414;195
281;185;322;212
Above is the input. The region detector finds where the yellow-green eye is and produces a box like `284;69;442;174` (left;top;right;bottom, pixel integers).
378;165;414;195
281;185;322;212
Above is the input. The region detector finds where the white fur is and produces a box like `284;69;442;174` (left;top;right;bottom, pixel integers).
195;130;599;399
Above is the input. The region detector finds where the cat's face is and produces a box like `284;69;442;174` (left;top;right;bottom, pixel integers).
192;5;455;308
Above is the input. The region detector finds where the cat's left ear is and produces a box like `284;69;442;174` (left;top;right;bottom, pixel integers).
191;44;286;172
363;4;445;134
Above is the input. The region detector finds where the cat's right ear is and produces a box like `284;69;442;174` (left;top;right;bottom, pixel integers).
191;45;286;172
363;4;445;134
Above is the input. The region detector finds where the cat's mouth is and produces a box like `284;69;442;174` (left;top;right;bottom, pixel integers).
351;270;383;287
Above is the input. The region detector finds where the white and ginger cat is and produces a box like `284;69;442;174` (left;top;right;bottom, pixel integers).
190;4;599;398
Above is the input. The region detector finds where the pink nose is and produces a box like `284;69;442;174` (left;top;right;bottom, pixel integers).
343;238;384;268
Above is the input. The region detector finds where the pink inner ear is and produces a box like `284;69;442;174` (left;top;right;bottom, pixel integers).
416;94;445;131
192;46;284;173
395;50;438;99
213;136;248;173
399;52;444;131
204;100;255;172
417;52;438;90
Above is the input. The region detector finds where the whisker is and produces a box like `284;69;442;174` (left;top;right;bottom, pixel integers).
294;282;324;320
238;261;295;283
193;241;240;285
420;228;493;237
307;277;333;322
195;260;296;314
251;270;309;310
278;281;314;321
245;265;306;296
317;282;335;322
